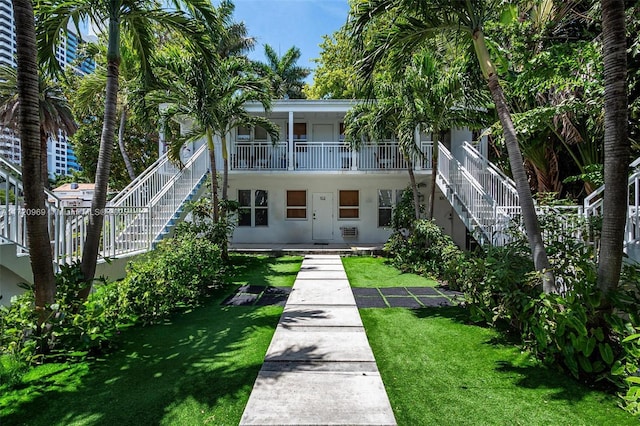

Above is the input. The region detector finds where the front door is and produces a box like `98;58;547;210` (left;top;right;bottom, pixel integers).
312;192;333;240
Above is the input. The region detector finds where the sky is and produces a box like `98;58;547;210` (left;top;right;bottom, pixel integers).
231;0;351;82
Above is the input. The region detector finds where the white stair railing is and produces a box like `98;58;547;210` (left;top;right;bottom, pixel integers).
460;141;519;211
0;156;64;265
1;142;209;270
584;159;640;249
438;143;498;245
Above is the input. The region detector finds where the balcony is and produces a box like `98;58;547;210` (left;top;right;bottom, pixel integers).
228;140;434;172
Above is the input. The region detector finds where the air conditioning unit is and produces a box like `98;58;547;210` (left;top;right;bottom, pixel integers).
340;226;358;238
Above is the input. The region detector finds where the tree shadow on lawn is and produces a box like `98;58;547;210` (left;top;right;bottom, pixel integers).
493;360;618;404
410;306;620;407
2;298;283;426
411;305;472;324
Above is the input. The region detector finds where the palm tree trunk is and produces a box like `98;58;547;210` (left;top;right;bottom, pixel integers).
79;18;121;300
220;134;230;261
40;129;50;189
473;29;555;293
207;129;219;222
221;134;229;206
598;0;629;299
13;0;56;320
119;108;136;181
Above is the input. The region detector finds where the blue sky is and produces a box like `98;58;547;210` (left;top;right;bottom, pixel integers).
232;0;350;81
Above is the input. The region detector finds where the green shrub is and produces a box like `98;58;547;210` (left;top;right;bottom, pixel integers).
0;264;131;368
384;219;462;278
118;234;223;324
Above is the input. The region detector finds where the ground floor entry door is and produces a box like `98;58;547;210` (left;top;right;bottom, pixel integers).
312;192;333;240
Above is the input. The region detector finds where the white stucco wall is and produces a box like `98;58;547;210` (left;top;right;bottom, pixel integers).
227;172;465;246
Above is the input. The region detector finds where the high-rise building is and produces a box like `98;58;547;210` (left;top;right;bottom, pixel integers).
0;0;95;179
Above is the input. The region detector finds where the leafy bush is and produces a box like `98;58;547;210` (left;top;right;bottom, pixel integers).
452;228;640;415
0;264;129;369
117;234;223;324
384;219;463;278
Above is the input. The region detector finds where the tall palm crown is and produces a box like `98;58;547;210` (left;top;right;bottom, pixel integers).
0;65;77;186
350;0;555;292
259;44;310;99
36;0;221;296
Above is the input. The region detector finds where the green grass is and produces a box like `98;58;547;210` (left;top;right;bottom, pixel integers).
361;307;636;426
226;254;303;287
0;256;302;426
342;256;439;287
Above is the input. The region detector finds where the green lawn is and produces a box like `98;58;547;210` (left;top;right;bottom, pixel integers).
362;307;636;426
342;255;439;287
0;255;303;426
3;254;635;425
226;254;302;287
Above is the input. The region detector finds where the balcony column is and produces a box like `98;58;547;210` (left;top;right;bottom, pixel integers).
351;145;357;170
288;111;294;171
414;127;422;171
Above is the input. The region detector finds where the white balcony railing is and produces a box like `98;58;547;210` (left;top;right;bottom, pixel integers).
229;140;434;172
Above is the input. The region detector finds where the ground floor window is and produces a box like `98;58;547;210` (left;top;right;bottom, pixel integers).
286;190;307;219
378;189;404;227
238;189;268;227
339;190;359;219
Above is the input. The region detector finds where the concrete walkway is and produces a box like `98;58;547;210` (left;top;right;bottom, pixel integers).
239;255;397;426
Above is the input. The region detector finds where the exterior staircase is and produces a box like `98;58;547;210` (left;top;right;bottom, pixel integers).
437;141;640;263
0;143;210;280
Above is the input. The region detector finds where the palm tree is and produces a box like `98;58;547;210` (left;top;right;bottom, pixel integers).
72;37;152;181
0;65;77;189
160;52;278;208
598;0;630;299
156;51;278;259
351;0;555;292
405;49;488;219
37;0;219;299
258;44;310;99
344;80;423;219
12;0;56;322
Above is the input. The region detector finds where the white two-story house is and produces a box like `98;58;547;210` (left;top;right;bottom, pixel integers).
176;99;483;248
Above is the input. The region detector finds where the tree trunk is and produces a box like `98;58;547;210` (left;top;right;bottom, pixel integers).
207;129;219;222
473;29;555;292
40;129;50;189
598;0;629;299
13;0;56;320
221;133;229;205
220;134;230;261
119;108;136;181
79;17;121;300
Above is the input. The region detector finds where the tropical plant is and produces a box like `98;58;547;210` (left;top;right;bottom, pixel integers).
36;0;220;299
350;0;555;292
12;0;56;323
257;44;310;99
0;65;77;188
71;36;154;181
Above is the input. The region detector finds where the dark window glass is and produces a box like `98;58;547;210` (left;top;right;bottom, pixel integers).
238;190;251;207
255;208;268;226
238;209;251;226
